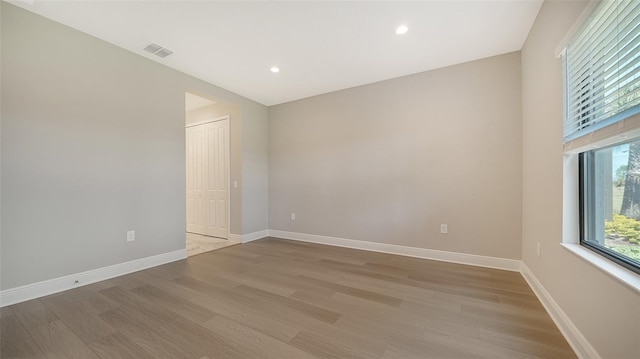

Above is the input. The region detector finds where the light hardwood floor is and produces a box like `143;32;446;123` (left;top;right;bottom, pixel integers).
186;232;239;257
0;237;576;358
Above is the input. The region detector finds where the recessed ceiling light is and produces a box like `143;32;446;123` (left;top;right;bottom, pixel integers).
396;25;408;35
270;66;280;73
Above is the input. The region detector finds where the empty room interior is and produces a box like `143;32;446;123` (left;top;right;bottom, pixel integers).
1;0;640;358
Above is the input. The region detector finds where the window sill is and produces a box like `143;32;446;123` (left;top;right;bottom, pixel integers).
561;243;640;294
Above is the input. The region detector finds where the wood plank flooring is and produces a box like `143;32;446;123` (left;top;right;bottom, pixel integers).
186;232;239;257
0;237;576;358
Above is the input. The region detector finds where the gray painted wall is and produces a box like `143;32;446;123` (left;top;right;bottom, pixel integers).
269;52;522;259
242;103;269;234
4;4;639;358
0;3;268;290
521;1;640;357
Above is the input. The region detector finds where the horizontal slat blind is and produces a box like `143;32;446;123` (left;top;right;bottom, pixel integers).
563;0;640;142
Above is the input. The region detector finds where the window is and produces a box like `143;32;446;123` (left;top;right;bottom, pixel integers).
580;140;640;273
564;0;640;272
563;0;640;142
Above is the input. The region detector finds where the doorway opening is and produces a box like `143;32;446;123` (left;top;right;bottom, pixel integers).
185;92;238;256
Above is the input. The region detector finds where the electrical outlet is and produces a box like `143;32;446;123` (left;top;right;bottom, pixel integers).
291;212;296;221
233;180;238;189
127;230;135;242
440;224;448;234
537;242;541;256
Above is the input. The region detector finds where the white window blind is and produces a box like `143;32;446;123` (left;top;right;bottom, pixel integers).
563;0;640;142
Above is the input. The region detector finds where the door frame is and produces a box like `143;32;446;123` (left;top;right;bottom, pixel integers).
186;115;231;239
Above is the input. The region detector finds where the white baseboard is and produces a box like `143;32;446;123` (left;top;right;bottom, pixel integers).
0;227;599;359
241;230;270;243
270;230;598;358
520;263;600;359
228;233;243;243
268;229;521;272
0;249;187;308
228;231;269;243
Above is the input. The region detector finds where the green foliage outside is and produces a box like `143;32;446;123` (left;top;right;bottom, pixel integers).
605;214;640;243
609;245;640;262
605;213;640;261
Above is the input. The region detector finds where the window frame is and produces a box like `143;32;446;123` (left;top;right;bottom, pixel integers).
563;0;640;276
578;143;640;275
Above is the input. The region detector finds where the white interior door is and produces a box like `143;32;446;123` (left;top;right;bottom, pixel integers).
205;119;229;238
186;125;206;234
186;117;229;239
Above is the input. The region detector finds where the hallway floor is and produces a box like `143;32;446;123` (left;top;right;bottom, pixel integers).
186;232;239;257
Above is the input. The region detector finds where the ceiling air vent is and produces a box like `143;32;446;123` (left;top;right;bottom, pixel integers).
144;43;173;58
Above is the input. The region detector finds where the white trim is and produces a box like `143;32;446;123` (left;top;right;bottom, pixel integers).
270;230;599;358
241;230;269;243
0;228;601;359
268;230;521;272
224;117;231;241
185;114;229;128
0;249;187;307
520;263;600;359
227;231;269;244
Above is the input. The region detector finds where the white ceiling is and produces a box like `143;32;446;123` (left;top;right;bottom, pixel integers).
10;0;543;106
